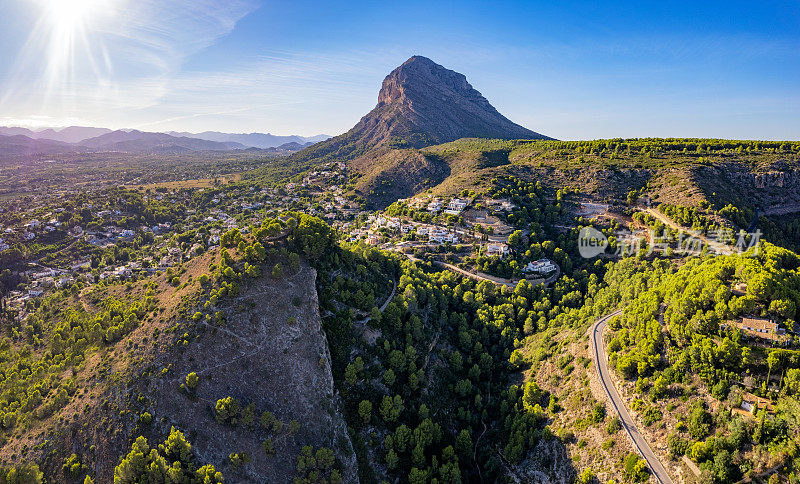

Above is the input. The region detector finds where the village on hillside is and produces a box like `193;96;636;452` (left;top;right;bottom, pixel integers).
3;168;798;358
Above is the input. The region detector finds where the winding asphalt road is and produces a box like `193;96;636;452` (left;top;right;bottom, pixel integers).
590;310;675;484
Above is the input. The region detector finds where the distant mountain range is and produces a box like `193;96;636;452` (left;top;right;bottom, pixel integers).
0;126;112;144
78;130;246;153
0;134;80;156
0;126;329;156
2;55;541;161
166;131;330;149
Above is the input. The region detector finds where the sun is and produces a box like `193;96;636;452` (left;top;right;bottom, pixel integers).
31;0;116;91
42;0;101;33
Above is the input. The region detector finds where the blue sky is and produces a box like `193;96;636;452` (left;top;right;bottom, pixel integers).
0;0;798;139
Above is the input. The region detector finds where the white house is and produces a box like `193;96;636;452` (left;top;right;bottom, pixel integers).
430;233;459;245
486;243;510;257
427;199;443;212
523;258;557;274
448;198;468;212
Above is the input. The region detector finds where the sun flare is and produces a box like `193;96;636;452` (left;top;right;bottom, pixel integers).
30;0;117;93
44;0;100;31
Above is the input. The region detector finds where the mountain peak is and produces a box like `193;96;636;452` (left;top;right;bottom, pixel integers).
378;56;472;107
368;56;548;146
289;56;549;170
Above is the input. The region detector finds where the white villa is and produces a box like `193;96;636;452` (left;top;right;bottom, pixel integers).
486;243;510;257
523;258;557;274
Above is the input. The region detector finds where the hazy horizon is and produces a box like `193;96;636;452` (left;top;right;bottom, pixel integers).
0;124;331;137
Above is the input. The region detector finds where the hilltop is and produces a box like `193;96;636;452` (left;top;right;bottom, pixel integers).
410;138;800;211
296;55;547;160
246;55;550;204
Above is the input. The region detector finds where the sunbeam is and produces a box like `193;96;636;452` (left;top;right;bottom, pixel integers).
1;0;256;128
25;0;121;111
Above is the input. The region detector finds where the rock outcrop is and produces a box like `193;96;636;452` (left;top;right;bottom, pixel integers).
139;264;357;483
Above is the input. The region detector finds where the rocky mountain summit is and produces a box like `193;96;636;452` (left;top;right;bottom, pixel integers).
370;55;548;146
291;55;548;164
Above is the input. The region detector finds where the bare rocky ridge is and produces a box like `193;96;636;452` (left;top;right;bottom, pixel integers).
95;264;358;483
281;56;549;207
139;264;357;483
0;256;356;483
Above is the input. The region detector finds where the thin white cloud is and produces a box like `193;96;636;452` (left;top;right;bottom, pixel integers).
121;49;405;134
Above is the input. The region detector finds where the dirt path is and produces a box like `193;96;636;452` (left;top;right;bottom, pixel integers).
437;261;517;287
643;208;734;255
354;278;397;325
421;329;441;371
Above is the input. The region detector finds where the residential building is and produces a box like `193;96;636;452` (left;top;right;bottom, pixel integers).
523;258;558;274
429;233;459;245
448;198;468;212
486;243;510;257
427;199;443;212
731;282;748;296
740;317;780;334
732;317;790;345
500;201;515;211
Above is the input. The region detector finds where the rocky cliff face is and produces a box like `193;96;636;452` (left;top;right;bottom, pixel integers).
693;163;800;210
353;55;548;148
138;264;357;483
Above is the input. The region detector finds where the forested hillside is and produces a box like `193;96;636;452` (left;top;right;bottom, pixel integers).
520;242;800;483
